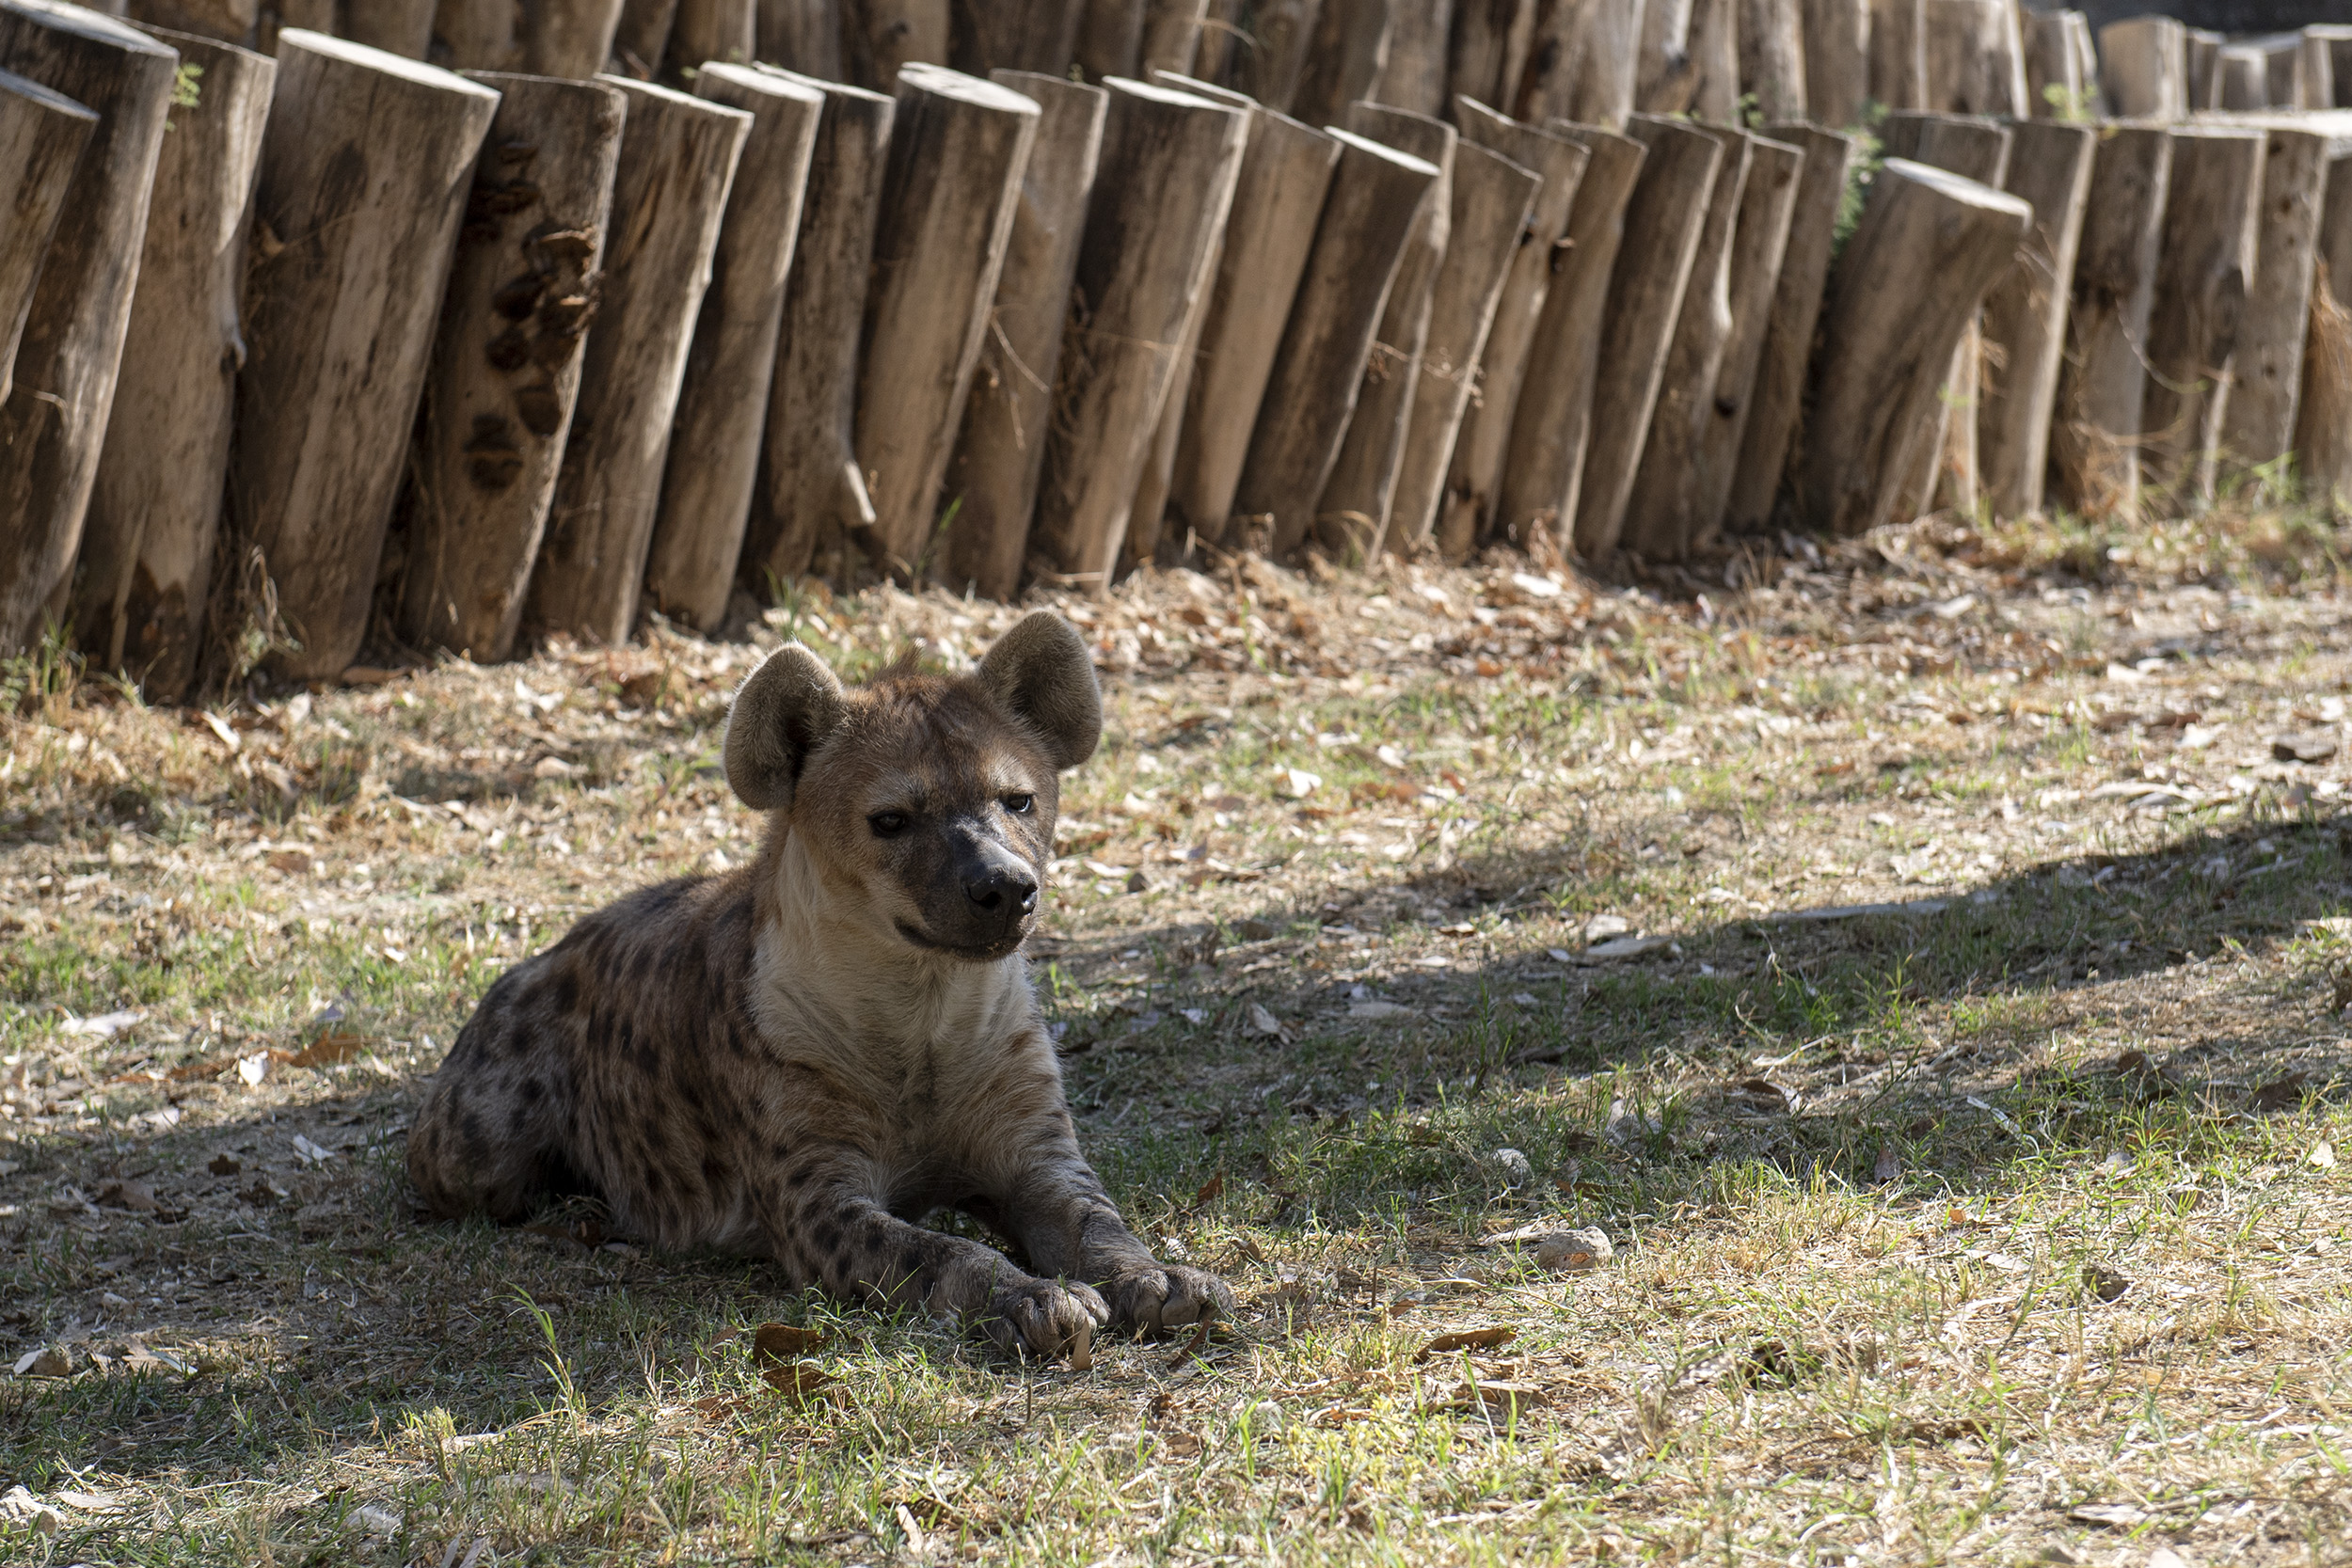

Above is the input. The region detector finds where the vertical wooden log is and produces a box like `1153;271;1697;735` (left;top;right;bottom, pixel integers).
1225;0;1317;112
1230;128;1439;558
852;63;1037;577
2217;127;2328;475
442;0;628;78
611;0;678;74
843;0;946;87
1315;103;1453;561
526;75;748;645
757;0;841;77
1923;0;2023;118
1386;135;1539;553
2311;25;2352;109
2301;32;2335;109
344;0;433;57
641;65;820;631
127;0;256;46
1428;101;1588;557
2048;124;2168;521
946;0;1081;77
1447;0;1532;120
935;73;1103;601
1673;133;1804;556
2023;8;2090;119
1564;0;1637;128
0;68;90;407
0;3;176;657
1635;0;1692;115
1073;0;1142;81
739;71;891;591
2139;126;2263;511
1139;0;1206;74
2217;47;2265;112
2242;34;2312;110
661;0;752;79
1475;118;1636;556
1684;0;1737;122
1291;0;1390;129
1725;122;1855;535
1797;158;2029;536
1153;74;1339;549
1740;0;1807;123
392;73;621;665
1568;116;1723;561
1028;78;1245;583
68;30;257;698
1803;0;1867;128
1372;0;1450;116
1977;118;2090;521
1867;0;1924;112
1622;129;1755;561
1508;0;1585;125
2095;14;2182;121
2185;27;2221;110
2294;152;2352;511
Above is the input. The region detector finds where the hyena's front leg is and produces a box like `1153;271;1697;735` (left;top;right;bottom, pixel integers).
765;1163;1106;1360
999;1141;1236;1336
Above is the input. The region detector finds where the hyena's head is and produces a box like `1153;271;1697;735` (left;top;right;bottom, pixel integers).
722;611;1101;961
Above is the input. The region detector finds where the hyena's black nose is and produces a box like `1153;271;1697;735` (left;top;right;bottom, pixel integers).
966;865;1038;914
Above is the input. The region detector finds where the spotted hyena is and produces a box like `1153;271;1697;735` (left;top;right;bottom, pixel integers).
406;612;1231;1360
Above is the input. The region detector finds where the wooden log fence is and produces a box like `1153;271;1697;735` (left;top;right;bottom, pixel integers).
21;0;2352;696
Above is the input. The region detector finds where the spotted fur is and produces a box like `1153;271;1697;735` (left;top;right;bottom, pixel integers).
406;613;1232;1360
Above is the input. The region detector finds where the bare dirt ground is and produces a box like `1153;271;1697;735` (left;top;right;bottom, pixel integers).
5;505;2352;1565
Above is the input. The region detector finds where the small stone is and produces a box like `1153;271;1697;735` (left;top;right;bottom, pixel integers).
354;1501;404;1535
13;1345;72;1378
2272;733;2338;764
1534;1227;1613;1273
99;1291;130;1312
1489;1148;1533;1186
0;1485;60;1533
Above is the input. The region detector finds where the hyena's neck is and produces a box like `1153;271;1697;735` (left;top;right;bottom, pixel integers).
749;829;1037;1058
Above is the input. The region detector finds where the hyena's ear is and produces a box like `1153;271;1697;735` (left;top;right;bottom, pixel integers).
977;610;1102;770
723;643;846;811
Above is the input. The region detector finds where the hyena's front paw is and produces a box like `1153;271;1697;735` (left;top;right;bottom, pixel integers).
1103;1263;1234;1334
979;1275;1109;1364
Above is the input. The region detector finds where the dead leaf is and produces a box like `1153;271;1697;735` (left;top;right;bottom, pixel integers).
1159;1430;1205;1458
2249;1075;2306;1114
1451;1378;1545;1415
96;1180;158;1213
752;1323;825;1364
1188;1172;1225;1211
207;1154;240;1177
1731;1078;1796;1114
287;1031;365;1069
2083;1263;2130;1303
2310;1141;2337;1170
2271;733;2338;764
1167;1320;1213;1368
1417;1326;1515;1361
2067;1502;2148;1528
759;1360;838;1402
1873;1146;1902;1183
1247;1004;1284;1038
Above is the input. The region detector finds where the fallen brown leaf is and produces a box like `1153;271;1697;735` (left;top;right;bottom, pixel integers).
96;1180;158;1213
1417;1326;1515;1361
752;1323;825;1364
759;1360;838;1402
286;1031;366;1069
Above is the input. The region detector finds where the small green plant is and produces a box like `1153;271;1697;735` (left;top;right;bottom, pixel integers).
171;59;202;112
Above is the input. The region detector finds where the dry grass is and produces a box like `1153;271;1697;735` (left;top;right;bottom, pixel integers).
5;506;2352;1565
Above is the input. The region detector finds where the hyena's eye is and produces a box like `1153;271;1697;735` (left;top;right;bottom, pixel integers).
1003;793;1034;815
868;811;911;838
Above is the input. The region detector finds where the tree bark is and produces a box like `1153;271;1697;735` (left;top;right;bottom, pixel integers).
611;0;677;74
389;73;622;666
1803;0;1867;128
661;0;752;80
2139;127;2264;511
2048;123;2168;521
1623;127;1757;561
936;72;1104;600
1867;0;1923;112
1473;116;1633;557
343;0;433;56
1028;77;1244;584
2217;126;2327;476
1225;0;1317;112
1797;157;2029;536
0;4;178;658
1564;0;1638;128
2295;151;2352;511
1073;0;1141;81
852;64;1037;578
1511;0;1588;125
1923;0;2023;118
1231;126;1438;558
2023;8;2090;119
527;75;747;645
127;0;256;46
1740;0;1807;122
1569;115;1723;562
948;0;1083;75
1447;0;1533;121
1371;0;1449;115
1430;100;1588;558
843;0;946;87
1675;131;1804;557
1635;0;1692;114
757;0;840;77
1725;122;1855;535
1292;0;1389;129
1138;0;1206;74
641;64;819;631
69;29;256;699
1976;118;2090;521
1152;72;1338;550
0;66;89;407
2094;15;2182;121
739;69;892;591
1684;0;1736;121
429;0;626;79
1385;135;1538;554
1315;103;1454;561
